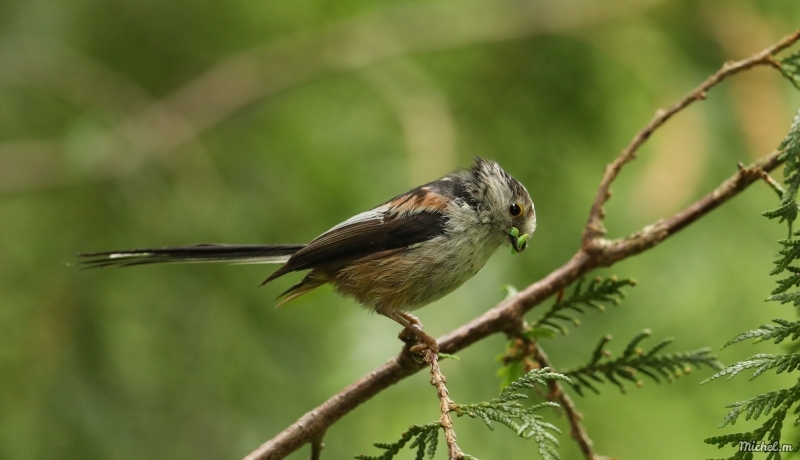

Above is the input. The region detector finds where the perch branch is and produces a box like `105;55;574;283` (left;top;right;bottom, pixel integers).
244;30;799;460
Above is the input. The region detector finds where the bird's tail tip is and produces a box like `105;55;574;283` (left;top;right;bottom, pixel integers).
76;244;305;269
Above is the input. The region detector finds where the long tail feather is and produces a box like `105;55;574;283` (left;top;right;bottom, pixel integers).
78;244;305;268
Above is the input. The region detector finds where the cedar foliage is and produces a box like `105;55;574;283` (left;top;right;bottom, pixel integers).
703;55;800;460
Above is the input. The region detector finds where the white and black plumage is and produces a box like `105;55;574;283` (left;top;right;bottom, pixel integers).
80;158;536;352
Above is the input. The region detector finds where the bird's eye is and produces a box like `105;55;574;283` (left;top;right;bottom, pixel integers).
508;203;523;217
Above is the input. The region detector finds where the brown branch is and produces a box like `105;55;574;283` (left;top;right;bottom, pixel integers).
244;30;799;460
426;353;463;460
534;342;599;460
308;434;325;460
535;353;594;459
582;29;800;246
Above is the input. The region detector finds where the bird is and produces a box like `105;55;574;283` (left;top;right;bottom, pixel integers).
80;158;536;355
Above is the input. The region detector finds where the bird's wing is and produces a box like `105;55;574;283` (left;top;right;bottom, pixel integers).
262;185;451;283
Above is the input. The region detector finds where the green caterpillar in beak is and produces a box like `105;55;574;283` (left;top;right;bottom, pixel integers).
508;227;530;254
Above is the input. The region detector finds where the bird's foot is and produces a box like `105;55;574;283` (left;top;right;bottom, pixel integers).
409;334;440;358
386;311;439;361
398;325;439;361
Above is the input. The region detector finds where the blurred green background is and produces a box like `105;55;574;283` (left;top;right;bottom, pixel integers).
2;0;800;459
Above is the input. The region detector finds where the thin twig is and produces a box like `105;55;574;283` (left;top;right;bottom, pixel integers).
582;29;800;246
741;160;786;198
534;343;599;460
426;352;463;460
243;30;799;460
309;434;325;460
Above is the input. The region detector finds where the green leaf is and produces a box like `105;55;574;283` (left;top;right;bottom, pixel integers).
707;103;800;460
722;320;800;348
437;353;460;361
566;331;721;394
359;370;569;460
779;50;800;92
454;369;569;460
763;107;800;235
355;423;440;460
702;354;800;384
529;276;635;337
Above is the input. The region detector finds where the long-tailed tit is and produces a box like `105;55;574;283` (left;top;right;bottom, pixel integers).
80;158;536;354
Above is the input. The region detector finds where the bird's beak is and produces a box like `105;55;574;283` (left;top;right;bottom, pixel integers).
508;227;529;254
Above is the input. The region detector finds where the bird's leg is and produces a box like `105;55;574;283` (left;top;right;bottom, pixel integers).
384;311;439;356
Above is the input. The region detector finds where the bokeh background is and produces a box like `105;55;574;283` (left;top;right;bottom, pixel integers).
2;0;800;459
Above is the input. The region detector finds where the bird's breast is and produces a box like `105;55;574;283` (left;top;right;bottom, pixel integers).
332;226;502;313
